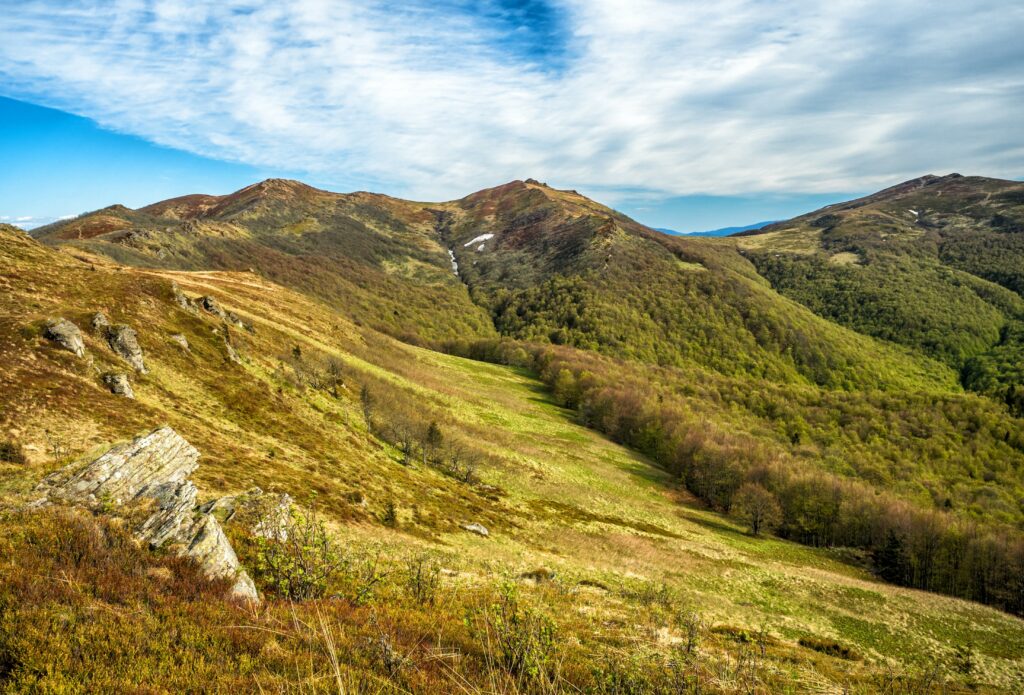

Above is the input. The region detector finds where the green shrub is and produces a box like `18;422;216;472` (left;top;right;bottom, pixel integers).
0;440;26;464
254;504;343;600
798;636;860;660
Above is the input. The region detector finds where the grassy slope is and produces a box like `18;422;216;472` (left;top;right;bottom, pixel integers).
1;227;1023;691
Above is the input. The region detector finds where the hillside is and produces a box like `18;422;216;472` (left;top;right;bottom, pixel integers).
33;179;496;344
736;174;1024;408
3;223;1023;692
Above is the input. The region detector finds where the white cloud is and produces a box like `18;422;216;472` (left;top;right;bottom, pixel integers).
0;0;1021;201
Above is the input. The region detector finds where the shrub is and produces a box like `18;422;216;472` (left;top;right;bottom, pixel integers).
798;636;860;660
402;553;441;606
470;582;557;685
254;503;343;600
0;440;26;464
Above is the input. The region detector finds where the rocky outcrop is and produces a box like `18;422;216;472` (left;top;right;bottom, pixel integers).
106;324;147;373
102;372;135;399
44;318;86;358
34;426;258;603
170;333;190;351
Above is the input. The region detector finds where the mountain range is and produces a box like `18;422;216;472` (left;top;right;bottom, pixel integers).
2;172;1024;691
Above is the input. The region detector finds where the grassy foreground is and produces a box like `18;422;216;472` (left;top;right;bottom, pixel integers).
0;229;1022;692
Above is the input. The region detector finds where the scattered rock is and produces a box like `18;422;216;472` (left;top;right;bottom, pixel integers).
226;311;255;333
43;318;86;358
91;312;110;333
461;522;489;537
199;296;226;319
171;282;197;313
170;333;190;351
225;340;242;364
106;324;147;373
34;426;259;603
102;372;135;399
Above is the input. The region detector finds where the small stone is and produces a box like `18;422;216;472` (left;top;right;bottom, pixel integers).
91;312;110;333
102;372;135;399
43;318;86;358
461;522;489;537
106;324;147;373
170;333;189;351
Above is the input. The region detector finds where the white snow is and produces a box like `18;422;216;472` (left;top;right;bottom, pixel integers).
908;209;919;217
477;243;486;251
447;249;459;275
463;233;494;247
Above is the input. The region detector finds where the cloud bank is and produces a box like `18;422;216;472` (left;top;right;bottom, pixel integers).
1;0;1022;200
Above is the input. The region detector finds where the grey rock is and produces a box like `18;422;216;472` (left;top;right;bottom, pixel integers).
91;312;110;333
199;296;226;319
461;522;489;537
35;426;259;603
170;333;190;351
102;372;135;399
106;324;147;373
44;318;86;358
171;282;197;313
225;340;242;364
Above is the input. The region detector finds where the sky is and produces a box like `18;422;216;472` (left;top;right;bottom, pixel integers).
1;0;1022;232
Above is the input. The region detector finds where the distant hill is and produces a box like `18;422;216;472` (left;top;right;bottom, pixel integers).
734;173;1024;408
656;221;776;237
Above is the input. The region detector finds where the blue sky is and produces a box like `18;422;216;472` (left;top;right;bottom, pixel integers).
2;1;1022;231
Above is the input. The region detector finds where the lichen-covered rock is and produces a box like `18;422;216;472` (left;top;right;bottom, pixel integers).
102;372;135;399
38;426;198;507
44;318;85;358
106;324;147;373
91;312;110;333
170;333;190;351
34;426;259;603
462;522;489;537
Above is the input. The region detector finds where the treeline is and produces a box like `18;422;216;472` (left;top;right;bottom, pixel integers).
441;338;1024;616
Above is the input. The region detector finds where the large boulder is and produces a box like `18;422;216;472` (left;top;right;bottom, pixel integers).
44;318;86;358
106;324;147;373
35;426;258;603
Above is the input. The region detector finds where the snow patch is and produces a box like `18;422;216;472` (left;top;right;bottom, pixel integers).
447;249;459;275
908;209;919;218
464;233;494;247
477;243;486;251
